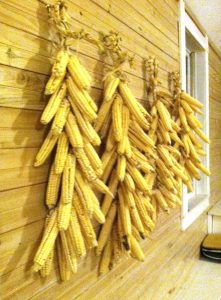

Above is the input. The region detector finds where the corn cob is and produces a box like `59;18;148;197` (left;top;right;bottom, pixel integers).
118;105;130;155
45;50;69;95
101;151;118;183
93;204;106;224
35;129;59;167
67;77;97;121
119;82;149;130
194;127;210;144
51;99;70;136
58;200;72;231
75;169;94;215
60;230;77;273
70;99;101;146
67;55;91;91
117;155;126;181
154;190;169;212
104;75;120;102
195;161;211;176
54;132;69;174
186;112;203;129
99;111;112;140
46;163;62;208
101;170;119;216
84;141;103;175
111;223;122;265
179;107;190;132
69;209;86;258
156;100;173;132
57;236;71;281
127;163;150;194
134;192;155;231
75;148;97;181
33;209;59;268
41;83;67;125
92;178;113;197
122;185;144;234
129;235;145;262
94;93;115;133
124;172;135;192
62;154;76;204
96;202;117;256
118;187;132;237
99;240;112;275
65;112;83;148
40;247;54;277
112;94;123;142
181;92;204;108
185;159;201;180
106;123;115;151
73;194;97;248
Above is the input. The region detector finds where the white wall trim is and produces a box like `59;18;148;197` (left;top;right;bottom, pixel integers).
181;196;209;231
179;0;210;230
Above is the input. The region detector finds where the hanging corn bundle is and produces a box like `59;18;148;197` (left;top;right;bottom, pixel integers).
33;0;111;281
170;72;210;192
95;32;157;275
145;58;184;215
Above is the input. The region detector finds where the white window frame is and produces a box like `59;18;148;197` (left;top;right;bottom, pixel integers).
179;0;210;231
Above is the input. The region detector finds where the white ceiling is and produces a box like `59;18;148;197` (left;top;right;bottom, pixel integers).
185;0;221;49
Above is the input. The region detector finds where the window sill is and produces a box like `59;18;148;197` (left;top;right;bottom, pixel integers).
181;195;210;231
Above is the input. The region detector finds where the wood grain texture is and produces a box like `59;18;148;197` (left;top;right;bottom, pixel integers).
0;0;221;299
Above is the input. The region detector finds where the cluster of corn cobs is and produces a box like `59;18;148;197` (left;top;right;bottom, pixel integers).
95;71;210;274
33;50;113;280
95;76;161;274
33;48;210;280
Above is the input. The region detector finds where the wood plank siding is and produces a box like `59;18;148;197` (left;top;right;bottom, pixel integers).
0;0;221;299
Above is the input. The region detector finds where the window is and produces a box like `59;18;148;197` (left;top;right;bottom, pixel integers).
179;0;210;230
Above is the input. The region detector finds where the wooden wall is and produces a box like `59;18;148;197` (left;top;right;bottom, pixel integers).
0;0;221;299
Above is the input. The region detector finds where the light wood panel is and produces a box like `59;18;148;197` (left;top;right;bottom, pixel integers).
0;0;221;299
